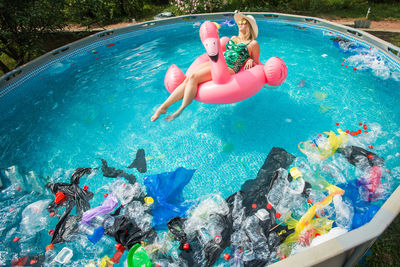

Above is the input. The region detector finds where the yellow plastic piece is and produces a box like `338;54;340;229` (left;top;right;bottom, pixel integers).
289;167;303;180
100;256;114;267
144;197;154;205
298;129;348;160
145;154;165;161
281;193;336;255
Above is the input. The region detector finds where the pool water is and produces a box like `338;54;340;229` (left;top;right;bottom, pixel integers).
0;18;400;265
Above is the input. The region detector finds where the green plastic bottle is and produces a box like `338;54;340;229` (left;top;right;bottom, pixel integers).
127;243;152;267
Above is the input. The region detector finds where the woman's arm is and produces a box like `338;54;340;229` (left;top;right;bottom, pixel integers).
244;40;260;70
248;40;260;64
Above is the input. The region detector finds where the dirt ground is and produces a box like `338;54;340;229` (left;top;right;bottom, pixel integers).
66;19;400;32
330;19;400;31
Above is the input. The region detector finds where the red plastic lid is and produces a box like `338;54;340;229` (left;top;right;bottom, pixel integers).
223;253;231;261
55;192;67;204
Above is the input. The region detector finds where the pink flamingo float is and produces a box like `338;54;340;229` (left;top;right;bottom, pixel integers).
164;21;288;104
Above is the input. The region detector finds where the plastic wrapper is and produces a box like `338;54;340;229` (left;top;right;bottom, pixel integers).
101;159;136;184
128;148;147;173
144;167;195;228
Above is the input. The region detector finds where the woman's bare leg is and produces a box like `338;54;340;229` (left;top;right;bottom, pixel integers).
165;65;212;121
151;79;187;121
151;62;211;122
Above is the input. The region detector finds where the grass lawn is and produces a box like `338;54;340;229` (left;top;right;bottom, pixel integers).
357;214;400;266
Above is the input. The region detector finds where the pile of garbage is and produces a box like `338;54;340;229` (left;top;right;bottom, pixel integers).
0;127;395;266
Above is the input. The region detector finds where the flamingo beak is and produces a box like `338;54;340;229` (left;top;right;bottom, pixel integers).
203;38;219;62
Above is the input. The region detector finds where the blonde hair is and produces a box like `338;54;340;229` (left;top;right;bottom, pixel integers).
236;19;256;42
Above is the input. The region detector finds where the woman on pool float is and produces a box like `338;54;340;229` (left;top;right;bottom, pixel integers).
151;13;261;122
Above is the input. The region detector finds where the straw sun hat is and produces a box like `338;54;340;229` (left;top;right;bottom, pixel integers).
234;13;258;39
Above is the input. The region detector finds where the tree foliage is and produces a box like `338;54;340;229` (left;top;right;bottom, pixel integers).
64;0;145;27
0;0;67;73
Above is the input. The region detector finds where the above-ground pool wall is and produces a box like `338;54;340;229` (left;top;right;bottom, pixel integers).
1;12;400;267
270;185;400;267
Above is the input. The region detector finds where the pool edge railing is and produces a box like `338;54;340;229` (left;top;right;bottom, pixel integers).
1;12;400;91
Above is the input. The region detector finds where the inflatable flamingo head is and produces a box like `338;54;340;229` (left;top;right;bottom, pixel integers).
264;57;288;87
199;21;220;62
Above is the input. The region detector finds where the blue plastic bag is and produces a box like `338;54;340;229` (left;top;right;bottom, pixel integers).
144;167;195;228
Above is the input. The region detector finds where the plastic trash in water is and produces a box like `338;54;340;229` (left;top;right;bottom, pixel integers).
267;168;305;219
78;224;105;244
332;195;353;229
53;247;73;264
144;167;196;228
310;227;347;247
127;243;152;267
298;129;348;161
184;194;229;235
21;199;51;235
255;209;270;221
81;194;118;225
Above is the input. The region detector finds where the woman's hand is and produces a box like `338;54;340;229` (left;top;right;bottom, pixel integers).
244;58;254;70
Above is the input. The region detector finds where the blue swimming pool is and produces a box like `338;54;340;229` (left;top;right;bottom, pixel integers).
0;16;400;266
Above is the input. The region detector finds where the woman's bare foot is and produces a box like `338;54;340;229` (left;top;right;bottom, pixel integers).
151;106;167;121
164;110;182;121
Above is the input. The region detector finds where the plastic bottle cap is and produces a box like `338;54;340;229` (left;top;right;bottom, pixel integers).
359;122;363;125
183;243;189;250
368;145;373;149
104;193;108;197
368;154;373;159
251;203;257;209
50;212;55;217
144;197;154;205
275;213;281;219
364;131;368;133
214;236;222;244
363;124;368;129
55;192;67;204
83;186;89;191
223;253;231;261
307;199;313;204
266;203;272;210
30;259;37;265
13;237;20;242
46;244;55;251
48;230;54;235
336;122;339;126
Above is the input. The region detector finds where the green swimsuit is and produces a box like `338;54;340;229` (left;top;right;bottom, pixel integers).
224;39;252;73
